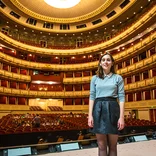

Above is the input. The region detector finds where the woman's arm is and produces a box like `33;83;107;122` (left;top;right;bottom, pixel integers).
88;76;96;127
119;102;125;119
88;99;94;117
88;99;94;127
118;101;125;130
117;75;125;130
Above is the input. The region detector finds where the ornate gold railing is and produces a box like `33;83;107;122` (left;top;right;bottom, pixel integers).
0;6;155;55
63;53;156;84
0;31;155;71
0;69;31;82
0;76;155;97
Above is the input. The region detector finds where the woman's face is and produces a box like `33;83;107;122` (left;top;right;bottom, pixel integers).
100;54;113;72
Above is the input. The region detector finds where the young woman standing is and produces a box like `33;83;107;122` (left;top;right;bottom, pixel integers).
88;52;125;156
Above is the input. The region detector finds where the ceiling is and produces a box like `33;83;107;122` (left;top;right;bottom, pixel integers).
4;0;123;23
0;0;154;34
18;0;107;18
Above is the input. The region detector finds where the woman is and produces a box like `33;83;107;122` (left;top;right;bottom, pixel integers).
88;52;125;156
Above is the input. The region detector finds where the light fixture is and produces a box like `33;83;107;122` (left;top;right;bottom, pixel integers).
44;0;81;9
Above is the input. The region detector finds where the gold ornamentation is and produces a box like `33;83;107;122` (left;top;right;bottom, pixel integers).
10;0;114;23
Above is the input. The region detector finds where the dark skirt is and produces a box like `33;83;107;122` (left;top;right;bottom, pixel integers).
90;97;120;135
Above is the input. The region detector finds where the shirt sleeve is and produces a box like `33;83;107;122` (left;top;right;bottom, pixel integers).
117;75;125;102
89;75;97;100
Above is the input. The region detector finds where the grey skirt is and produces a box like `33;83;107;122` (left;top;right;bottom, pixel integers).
90;97;120;135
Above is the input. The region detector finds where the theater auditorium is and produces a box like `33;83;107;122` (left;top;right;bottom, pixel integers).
0;0;156;155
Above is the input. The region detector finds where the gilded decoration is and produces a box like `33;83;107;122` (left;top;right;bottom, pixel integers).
12;73;21;79
0;52;5;59
12;89;20;94
6;56;13;62
0;10;155;55
0;0;138;34
127;47;133;54
74;91;82;96
142;38;150;46
4;71;12;77
125;100;156;109
0;69;31;82
46;92;56;96
136;61;144;69
128;65;136;72
153;55;156;62
120;68;128;74
29;91;37;96
119;51;126;58
0;70;4;75
0;51;155;82
137;80;146;88
4;88;11;94
0;77;155;97
0;86;3;92
124;85;129;91
134;43;141;50
146;77;156;85
10;0;114;23
144;57;153;65
55;92;65;97
37;91;47;96
14;58;21;64
129;83;137;90
64;92;73;97
20;90;29;95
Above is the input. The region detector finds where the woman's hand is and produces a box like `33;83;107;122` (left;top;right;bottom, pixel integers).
118;117;125;130
88;115;94;128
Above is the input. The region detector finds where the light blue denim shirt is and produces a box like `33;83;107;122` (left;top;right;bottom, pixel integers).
89;73;125;102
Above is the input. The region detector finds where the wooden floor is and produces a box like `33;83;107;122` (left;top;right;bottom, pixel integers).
40;140;156;156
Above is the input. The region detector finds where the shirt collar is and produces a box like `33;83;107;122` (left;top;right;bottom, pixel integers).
104;72;113;78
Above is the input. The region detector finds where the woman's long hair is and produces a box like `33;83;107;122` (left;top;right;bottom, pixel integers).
96;52;116;79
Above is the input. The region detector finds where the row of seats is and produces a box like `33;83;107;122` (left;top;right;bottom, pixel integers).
0;113;88;134
0;113;156;135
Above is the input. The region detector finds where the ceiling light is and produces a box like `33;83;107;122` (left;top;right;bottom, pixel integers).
44;0;81;9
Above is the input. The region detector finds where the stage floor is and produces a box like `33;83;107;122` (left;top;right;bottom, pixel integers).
41;140;156;156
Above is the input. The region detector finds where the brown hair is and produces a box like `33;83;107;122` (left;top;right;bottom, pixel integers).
96;52;116;79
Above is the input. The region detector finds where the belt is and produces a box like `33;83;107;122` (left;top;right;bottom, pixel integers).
95;97;117;102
